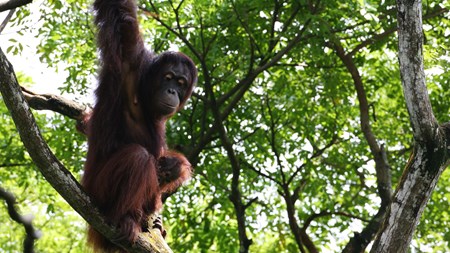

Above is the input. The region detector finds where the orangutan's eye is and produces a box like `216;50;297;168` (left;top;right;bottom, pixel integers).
165;73;173;80
178;78;186;86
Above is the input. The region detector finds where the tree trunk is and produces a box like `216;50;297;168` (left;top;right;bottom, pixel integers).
370;0;450;252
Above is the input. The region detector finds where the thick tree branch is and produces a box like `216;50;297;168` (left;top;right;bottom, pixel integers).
0;0;31;12
370;1;450;252
0;186;41;253
397;4;438;142
280;185;318;253
342;207;388;253
0;47;170;253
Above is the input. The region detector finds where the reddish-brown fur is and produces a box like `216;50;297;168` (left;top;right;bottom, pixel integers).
81;0;197;252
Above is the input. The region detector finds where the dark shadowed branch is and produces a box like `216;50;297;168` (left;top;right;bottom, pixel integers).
0;186;41;253
333;40;393;253
0;8;15;33
0;0;31;12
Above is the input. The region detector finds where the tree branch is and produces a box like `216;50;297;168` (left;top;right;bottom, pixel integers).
287;133;338;186
0;186;41;253
302;210;369;230
20;86;91;134
280;184;318;253
241;159;282;187
21;87;89;121
0;8;15;34
397;4;438;142
0;47;170;253
204;63;253;253
333;39;393;253
0;0;31;12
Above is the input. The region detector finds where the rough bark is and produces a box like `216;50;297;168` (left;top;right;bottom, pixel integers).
0;47;169;253
370;1;450;252
21;87;90;121
21;87;91;134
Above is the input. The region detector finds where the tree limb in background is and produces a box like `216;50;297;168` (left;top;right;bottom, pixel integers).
333;39;393;253
0;47;170;253
0;0;31;12
0;186;41;253
370;1;450;252
0;8;15;34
